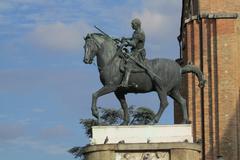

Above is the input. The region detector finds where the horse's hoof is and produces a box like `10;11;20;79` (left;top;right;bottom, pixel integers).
150;118;158;125
92;112;99;119
120;84;128;88
120;121;129;126
92;109;99;119
148;121;155;125
181;119;191;124
97;119;102;125
199;80;207;88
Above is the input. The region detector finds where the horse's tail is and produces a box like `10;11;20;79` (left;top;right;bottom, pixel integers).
181;64;207;88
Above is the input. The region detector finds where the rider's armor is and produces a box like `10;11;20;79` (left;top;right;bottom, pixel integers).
130;29;146;62
121;28;146;87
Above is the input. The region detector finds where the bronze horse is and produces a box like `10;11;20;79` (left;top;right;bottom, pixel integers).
83;33;205;125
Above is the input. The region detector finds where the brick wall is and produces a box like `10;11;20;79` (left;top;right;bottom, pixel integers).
175;1;240;160
200;0;240;13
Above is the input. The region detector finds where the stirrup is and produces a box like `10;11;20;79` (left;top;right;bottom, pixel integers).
120;82;129;87
120;83;138;88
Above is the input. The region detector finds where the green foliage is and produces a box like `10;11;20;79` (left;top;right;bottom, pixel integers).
80;107;123;138
131;107;155;125
68;146;85;159
80;119;98;138
75;106;156;159
80;106;155;138
100;107;123;125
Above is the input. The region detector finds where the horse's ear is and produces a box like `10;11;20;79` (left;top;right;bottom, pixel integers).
84;33;91;40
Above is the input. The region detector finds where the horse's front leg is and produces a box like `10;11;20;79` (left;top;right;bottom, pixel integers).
152;88;169;124
115;91;129;125
92;85;117;121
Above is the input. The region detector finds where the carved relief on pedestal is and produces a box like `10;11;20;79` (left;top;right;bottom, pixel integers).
116;151;169;160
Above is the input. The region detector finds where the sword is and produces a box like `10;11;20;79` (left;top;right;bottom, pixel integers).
94;25;111;38
94;25;121;44
123;52;162;82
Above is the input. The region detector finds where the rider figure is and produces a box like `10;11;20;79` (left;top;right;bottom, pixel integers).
120;18;146;87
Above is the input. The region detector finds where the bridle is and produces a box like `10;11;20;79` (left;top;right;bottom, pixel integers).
84;34;101;63
84;33;120;71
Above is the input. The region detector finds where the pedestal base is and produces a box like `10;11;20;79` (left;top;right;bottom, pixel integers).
91;124;193;144
82;143;201;160
80;125;201;160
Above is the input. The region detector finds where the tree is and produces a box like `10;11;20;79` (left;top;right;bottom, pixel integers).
68;146;85;159
70;106;156;159
80;106;155;137
79;107;123;138
99;107;123;125
130;107;155;125
80;118;98;138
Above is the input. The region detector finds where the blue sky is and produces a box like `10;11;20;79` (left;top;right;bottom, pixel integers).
0;0;182;160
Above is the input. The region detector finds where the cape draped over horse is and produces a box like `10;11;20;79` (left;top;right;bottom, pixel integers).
83;33;206;125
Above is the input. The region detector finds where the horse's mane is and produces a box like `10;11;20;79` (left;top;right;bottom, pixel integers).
85;32;117;51
89;33;106;39
92;33;104;36
90;32;117;47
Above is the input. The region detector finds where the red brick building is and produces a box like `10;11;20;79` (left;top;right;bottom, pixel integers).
175;0;240;159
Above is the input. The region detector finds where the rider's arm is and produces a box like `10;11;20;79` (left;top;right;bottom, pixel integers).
126;39;137;47
126;31;143;47
119;37;133;48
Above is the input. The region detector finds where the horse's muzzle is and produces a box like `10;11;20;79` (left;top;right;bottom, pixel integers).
83;59;92;64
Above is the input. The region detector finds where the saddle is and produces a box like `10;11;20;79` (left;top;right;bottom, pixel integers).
119;50;146;73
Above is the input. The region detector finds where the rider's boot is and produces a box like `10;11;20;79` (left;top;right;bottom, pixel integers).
121;69;131;87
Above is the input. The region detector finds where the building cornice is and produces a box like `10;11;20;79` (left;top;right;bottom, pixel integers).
184;12;240;24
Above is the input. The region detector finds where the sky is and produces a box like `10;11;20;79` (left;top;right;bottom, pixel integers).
0;0;182;160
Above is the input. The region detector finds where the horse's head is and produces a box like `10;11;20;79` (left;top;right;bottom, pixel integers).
83;34;100;64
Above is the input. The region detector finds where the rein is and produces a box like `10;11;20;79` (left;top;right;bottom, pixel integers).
89;34;101;49
90;34;121;71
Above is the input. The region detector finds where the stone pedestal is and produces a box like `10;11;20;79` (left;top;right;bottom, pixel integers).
82;125;201;160
91;124;193;144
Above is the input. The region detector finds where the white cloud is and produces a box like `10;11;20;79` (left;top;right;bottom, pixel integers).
17;118;32;125
0;1;14;11
40;125;73;139
0;0;47;12
6;137;68;155
142;0;180;14
133;10;170;38
0;114;8;119
7;0;48;5
32;108;46;113
27;21;92;52
131;1;182;58
132;0;181;41
0;123;25;141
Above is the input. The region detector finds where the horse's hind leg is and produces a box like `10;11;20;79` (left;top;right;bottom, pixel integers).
91;85;117;122
153;88;168;124
115;91;129;125
170;89;189;124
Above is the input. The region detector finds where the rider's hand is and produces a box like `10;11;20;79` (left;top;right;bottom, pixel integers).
120;41;128;48
114;38;120;42
121;37;127;42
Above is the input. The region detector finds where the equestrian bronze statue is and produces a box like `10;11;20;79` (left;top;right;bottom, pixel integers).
83;19;206;125
118;18;146;87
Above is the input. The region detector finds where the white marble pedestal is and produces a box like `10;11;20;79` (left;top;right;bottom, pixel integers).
82;125;201;160
91;124;193;145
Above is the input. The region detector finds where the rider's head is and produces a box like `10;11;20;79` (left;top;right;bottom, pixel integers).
131;18;141;30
